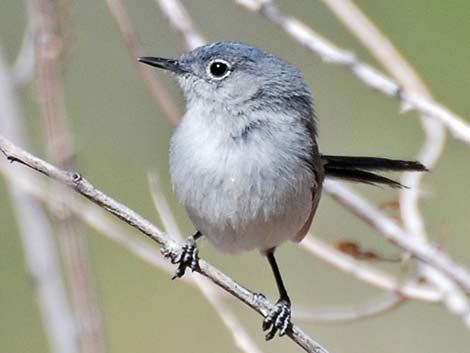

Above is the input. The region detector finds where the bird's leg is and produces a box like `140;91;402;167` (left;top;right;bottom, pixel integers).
262;249;291;340
171;231;202;279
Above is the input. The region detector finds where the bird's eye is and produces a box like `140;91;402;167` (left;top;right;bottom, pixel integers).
208;60;231;79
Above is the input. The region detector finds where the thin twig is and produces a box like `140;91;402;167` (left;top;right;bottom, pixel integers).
235;0;470;143
105;0;181;125
0;135;332;353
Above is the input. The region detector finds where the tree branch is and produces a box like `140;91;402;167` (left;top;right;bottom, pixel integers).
235;0;470;143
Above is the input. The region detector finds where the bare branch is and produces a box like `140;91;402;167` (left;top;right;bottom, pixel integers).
322;0;430;94
235;0;470;143
293;294;404;323
105;0;181;125
321;0;445;244
0;135;332;353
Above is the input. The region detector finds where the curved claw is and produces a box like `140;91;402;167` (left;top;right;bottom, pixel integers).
170;238;199;280
262;299;291;340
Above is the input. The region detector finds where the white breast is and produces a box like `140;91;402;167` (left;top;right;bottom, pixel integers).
169;106;316;253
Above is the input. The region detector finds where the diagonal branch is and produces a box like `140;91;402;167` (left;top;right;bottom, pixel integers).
0;135;331;353
323;180;470;294
235;0;470;143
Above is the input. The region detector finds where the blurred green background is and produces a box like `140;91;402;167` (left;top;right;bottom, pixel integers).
1;1;469;352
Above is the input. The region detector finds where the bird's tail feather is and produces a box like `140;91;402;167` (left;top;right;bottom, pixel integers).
321;155;427;188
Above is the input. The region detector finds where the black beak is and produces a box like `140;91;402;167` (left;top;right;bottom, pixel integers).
138;56;185;74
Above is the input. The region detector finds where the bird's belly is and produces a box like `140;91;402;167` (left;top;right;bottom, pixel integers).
170;135;314;253
188;195;312;253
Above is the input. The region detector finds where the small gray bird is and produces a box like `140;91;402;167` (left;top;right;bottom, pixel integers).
138;42;425;340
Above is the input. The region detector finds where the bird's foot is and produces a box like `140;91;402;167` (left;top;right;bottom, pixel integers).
262;298;291;340
169;237;199;279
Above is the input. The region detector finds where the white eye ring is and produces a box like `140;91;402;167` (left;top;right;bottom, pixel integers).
207;59;232;80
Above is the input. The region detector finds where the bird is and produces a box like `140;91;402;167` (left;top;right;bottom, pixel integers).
138;42;426;340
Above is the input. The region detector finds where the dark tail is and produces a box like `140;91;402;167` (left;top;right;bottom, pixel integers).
321;155;427;188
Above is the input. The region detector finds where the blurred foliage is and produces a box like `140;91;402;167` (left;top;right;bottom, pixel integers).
0;1;469;352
